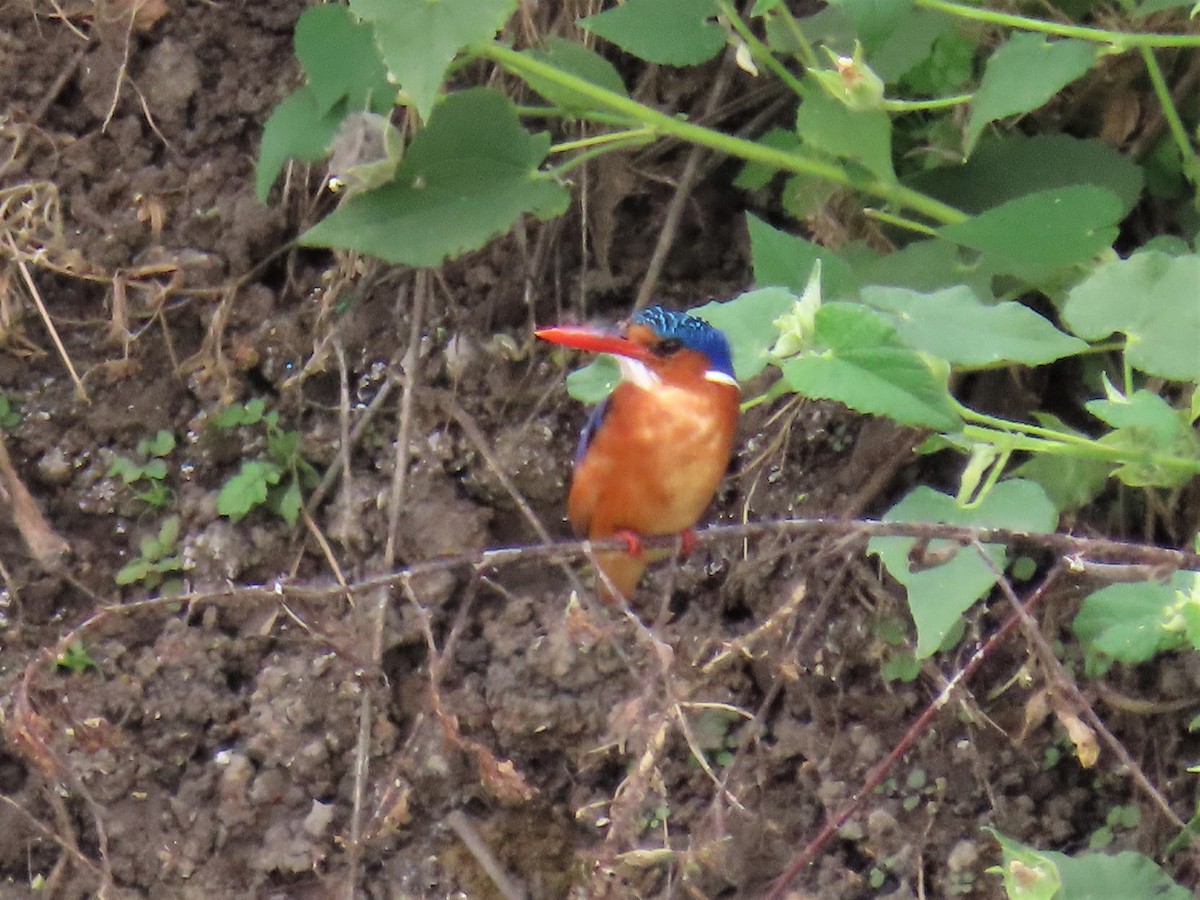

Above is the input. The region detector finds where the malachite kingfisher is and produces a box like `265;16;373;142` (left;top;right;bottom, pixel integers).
536;306;740;600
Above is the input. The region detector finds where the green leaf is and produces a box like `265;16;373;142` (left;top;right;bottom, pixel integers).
828;0;912;50
860;285;1087;366
301;88;570;267
899;28;975;96
267;428;302;467
241;399;267;425
137;430;176;458
880;649;920;682
906;135;1144;218
988;830;1193;900
217;461;282;522
847;239;990;298
937;185;1121;281
1134;0;1195;16
1012;415;1111;511
747;213;858;299
351;0;516;121
56;640;100;674
294;5;392;115
1008;840;1195;900
523;37;629;111
986;829;1063;900
1061;250;1200;381
566;356;621;405
796;78;895;181
275;479;303;526
780;173;838;220
779;303;962;431
256;87;344;202
965;34;1098;155
158;515;180;550
109;456;145;484
868;480;1057;656
115;558;151;586
734;128;803;190
579;0;725;67
140;459;167;481
1086;387;1186;445
861;8;956;84
694;287;798;380
327;112;405;197
1072;578;1185;667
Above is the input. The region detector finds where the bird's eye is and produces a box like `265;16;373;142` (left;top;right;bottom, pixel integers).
654;338;683;355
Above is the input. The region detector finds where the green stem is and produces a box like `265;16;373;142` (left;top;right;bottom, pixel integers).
863;207;940;236
551;127;656;154
914;0;1200;48
957;403;1099;448
883;94;973;112
961;423;1200;474
546;133;657;177
719;0;806;97
1139;45;1199;174
742;377;791;411
478;42;969;225
516;105;634;128
770;4;820;69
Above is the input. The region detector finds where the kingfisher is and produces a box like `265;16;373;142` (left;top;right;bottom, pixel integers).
536;306;740;599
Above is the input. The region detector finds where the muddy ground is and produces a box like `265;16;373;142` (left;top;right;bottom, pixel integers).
1;3;1199;899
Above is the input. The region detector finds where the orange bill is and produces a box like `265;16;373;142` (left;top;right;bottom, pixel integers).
535;326;651;361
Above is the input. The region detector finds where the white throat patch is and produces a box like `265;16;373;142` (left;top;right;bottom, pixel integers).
616;356;662;389
704;370;738;386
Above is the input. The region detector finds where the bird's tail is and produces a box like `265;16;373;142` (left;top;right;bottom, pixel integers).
591;548;648;602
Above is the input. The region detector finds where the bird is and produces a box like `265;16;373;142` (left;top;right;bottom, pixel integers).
536;305;740;599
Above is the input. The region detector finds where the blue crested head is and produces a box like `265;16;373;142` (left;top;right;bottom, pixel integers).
631;306;736;380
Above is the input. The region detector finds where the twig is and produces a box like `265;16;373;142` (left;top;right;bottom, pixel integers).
9;239;88;401
976;542;1197;844
632;46;738;312
385;272;427;564
446;810;528;900
766;563;1068;899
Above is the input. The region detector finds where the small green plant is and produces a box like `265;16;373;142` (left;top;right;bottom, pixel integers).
688;707;742;769
987;828;1190;899
0;393;21;430
115;514;184;592
1072;567;1200;678
257;5;1200;886
258;2;1200;663
55;638;99;674
108;429;176;508
212;399;319;525
1089;803;1141;850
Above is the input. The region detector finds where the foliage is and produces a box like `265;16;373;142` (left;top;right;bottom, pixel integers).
258;2;1200;883
108;429;176;508
0;393;20;430
1071;569;1200;676
212;399;319;525
986;828;1192;899
115;514;184;592
55;639;99;674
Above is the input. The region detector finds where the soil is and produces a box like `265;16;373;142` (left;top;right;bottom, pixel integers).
2;3;1199;899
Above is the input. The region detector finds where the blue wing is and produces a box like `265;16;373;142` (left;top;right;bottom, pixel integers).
576;395;611;466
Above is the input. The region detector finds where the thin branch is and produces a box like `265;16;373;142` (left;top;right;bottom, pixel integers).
766;562;1069;899
976;542;1197;845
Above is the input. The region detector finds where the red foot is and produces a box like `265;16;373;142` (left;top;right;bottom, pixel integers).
615;529;644;557
678;528;697;557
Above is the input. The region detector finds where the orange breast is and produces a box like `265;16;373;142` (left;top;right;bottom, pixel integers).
568;378;739;541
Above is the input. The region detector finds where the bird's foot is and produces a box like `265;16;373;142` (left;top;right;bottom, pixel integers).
678;528;697;558
615;529;644;557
